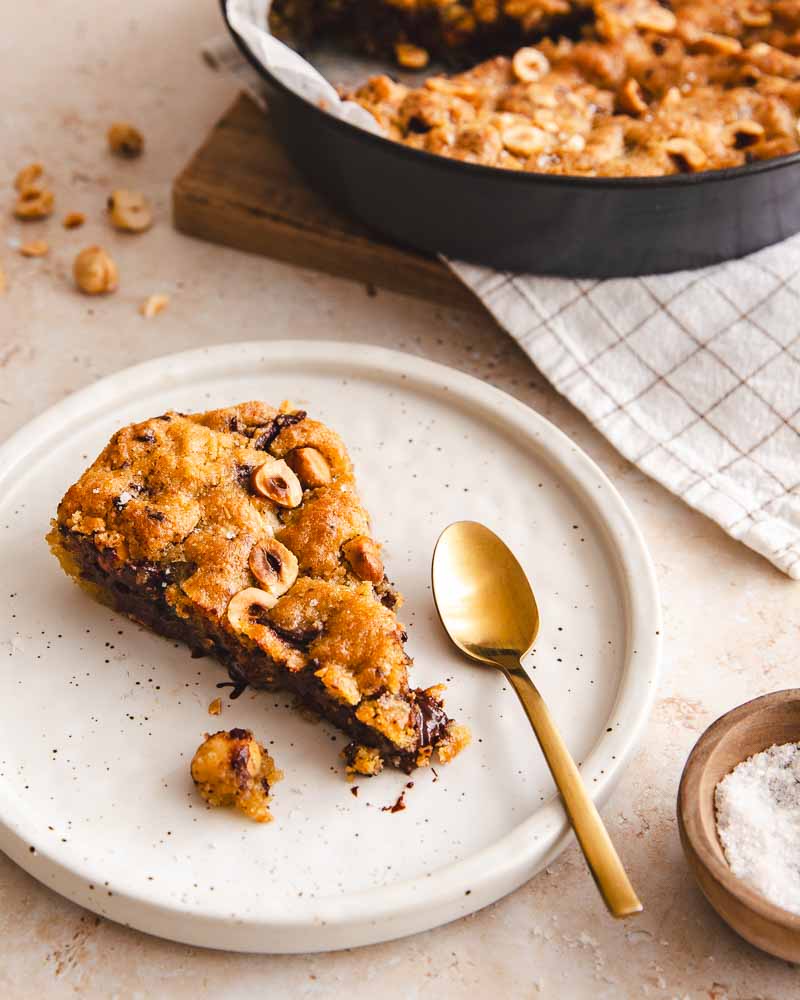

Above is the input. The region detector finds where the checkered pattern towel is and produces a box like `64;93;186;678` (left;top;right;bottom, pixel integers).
205;31;800;579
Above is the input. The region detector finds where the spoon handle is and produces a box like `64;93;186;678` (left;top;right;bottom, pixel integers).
502;659;642;918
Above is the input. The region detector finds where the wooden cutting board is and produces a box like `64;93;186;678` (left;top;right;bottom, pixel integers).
172;92;482;313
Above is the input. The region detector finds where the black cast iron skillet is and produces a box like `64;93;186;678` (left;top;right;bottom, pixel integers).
221;0;800;277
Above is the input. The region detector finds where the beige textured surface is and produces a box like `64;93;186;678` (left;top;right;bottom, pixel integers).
2;2;799;996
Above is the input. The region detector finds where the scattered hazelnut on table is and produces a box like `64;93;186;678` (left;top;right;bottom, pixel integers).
139;293;169;318
14;162;43;193
107;122;144;158
62;211;85;229
107;188;153;233
73;245;118;295
14;187;54;220
19;240;49;258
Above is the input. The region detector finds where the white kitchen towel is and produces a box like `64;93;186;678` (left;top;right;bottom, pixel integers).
204;34;800;579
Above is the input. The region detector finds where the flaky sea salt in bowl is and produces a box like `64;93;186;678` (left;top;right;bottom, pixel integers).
715;743;800;917
678;690;800;962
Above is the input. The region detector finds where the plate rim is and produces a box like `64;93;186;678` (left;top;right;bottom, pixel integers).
0;340;661;951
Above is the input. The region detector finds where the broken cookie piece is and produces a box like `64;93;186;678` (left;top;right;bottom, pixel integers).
191;728;282;823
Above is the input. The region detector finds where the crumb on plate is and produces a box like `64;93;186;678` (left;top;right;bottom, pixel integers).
191;728;282;823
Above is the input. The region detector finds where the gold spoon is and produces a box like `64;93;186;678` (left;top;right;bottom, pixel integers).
432;520;642;919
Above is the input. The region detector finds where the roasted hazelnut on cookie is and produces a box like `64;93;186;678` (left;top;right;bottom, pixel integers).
251;459;303;507
248;539;299;598
343;535;384;583
285;447;332;489
226;587;279;632
512;47;550;83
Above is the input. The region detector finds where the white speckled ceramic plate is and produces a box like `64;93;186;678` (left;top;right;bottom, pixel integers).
0;341;660;953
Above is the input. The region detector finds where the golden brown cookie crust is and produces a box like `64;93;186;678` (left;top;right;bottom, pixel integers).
49;402;470;774
278;0;800;177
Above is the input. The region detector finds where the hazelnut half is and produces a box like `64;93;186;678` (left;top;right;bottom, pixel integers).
395;42;429;69
139;293;169;318
634;7;676;32
108;122;144;158
108;188;153;233
20;240;49;258
285;447;331;489
724;120;764;149
226;587;278;633
740;8;771;27
665;137;707;172
693;31;742;55
501;123;549;158
14;163;43;193
512;47;550;83
342;535;384;584
73;246;118;295
618;78;648;116
14;188;54;220
63;211;86;229
248;539;298;598
251;459;303;508
107;189;153;233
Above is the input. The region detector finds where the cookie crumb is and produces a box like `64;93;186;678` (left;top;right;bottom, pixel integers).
381;788;408;813
208;697;222;716
191;729;281;823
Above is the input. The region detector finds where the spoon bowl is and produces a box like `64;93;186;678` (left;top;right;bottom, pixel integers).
432;520;539;665
432;520;642;919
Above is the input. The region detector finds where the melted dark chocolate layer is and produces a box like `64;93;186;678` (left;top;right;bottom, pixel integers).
58;528;450;770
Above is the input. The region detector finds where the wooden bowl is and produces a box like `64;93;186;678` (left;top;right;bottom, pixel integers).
678;689;800;962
